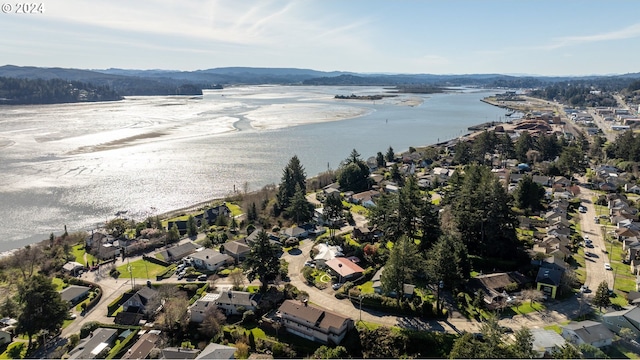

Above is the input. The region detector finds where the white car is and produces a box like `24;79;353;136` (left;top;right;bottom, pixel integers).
604;263;612;270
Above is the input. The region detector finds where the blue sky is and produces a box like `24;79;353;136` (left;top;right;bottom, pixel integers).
2;0;640;76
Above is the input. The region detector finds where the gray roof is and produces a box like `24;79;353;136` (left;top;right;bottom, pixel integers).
162;347;200;359
191;249;231;264
217;291;257;308
536;267;563;286
604;306;640;324
195;343;236;359
59;285;90;303
563;320;614;344
69;328;117;359
531;328;566;352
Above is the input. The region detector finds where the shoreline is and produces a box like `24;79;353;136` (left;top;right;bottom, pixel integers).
0;88;507;256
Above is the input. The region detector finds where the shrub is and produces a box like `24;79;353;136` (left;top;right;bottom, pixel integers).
242;310;255;324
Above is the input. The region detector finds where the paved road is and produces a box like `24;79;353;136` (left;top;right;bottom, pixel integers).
578;187;615;293
282;240;579;334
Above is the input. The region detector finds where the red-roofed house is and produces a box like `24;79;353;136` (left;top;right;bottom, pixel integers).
325;257;364;282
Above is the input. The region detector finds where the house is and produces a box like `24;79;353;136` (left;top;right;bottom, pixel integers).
0;329;10;346
121;331;161;360
62;261;85;275
468;272;530;307
350;190;380;208
313;243;343;267
278;300;354;345
59;285;91;307
189;293;222;323
123;285;159;314
626;184;640;195
159;241;201;262
195;343;236;359
372;267;416;298
325;257;364;282
531;328;566;358
281;226;308;239
536;267;563;299
602;306;640;338
190;249;233;272
161;347;201;359
216;291;259;316
532;175;552;187
352;226;376;242
554;176;572;188
561;321;614;348
223;240;251;263
166;220;189;235
204;204;231;226
324;187;341;200
68;328;118;359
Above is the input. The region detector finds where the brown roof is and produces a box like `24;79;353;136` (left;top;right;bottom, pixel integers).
278;300;350;331
121;333;159;359
325;257;365;278
473;271;530;291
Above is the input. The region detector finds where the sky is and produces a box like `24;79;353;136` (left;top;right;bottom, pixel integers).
2;0;640;76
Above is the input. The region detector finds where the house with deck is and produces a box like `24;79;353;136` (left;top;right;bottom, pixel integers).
277;300;353;345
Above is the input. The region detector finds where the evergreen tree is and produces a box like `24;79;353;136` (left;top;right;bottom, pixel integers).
381;236;422;302
243;230;281;293
557;145;587;176
514;174;546;212
17;274;68;349
419;196;441;251
167;224;180;243
515;131;535;163
552;343;582;359
376;151;385;167
452;141;472;165
450;165;519;259
187;215;197;237
510;327;536;359
323;193;344;237
425;234;470;291
285;184;314;223
593;281;611;311
386;146;395;162
277;155;307;211
337;149;370;192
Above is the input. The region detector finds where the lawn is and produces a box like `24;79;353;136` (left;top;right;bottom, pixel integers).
0;341;27;359
116;259;167;279
52;277;66;291
226;203;243;217
508;301;546;315
358;281;374;294
71;244;96;265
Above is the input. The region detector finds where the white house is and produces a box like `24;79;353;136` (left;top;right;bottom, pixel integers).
561;321;614;348
190;249;232;272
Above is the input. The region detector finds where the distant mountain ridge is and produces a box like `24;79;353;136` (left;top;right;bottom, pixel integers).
1;65;640;95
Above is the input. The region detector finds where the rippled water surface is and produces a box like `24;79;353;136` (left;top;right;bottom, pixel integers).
0;85;507;252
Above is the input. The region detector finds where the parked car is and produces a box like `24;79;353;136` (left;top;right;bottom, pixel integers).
585;242;594;248
604;263;612;270
197;274;208;281
332;283;343;290
580;285;590;293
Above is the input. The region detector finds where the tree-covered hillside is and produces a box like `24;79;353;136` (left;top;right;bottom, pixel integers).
0;77;122;104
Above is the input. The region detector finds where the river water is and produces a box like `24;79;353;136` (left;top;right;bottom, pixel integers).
0;85;507;253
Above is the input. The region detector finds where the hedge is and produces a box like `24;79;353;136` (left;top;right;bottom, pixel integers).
85;287;103;313
106;329;139;359
156;264;177;280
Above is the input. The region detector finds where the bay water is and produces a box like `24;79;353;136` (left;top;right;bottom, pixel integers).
0;85;507;253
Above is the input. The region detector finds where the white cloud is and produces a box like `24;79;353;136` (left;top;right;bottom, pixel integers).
544;23;640;50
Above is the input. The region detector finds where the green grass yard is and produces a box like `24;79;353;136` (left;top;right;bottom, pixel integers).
71;244;96;265
116;259;167;279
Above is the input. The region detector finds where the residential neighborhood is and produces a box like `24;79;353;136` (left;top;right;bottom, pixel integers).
3;87;640;359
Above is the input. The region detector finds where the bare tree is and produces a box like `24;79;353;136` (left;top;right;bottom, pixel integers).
521;289;545;307
229;268;245;290
11;246;43;281
199;307;226;340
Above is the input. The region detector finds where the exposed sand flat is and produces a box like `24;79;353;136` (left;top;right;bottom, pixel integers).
0;139;15;149
66;131;169;155
245;103;371;130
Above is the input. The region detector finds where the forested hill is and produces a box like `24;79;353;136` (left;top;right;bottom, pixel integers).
0;77;123;105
